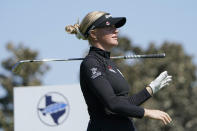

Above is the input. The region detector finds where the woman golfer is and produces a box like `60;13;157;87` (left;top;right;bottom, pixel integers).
66;11;172;131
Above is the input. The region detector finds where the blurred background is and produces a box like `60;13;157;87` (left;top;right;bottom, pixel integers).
0;0;197;130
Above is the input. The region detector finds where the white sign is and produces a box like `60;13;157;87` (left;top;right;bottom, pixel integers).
14;84;89;131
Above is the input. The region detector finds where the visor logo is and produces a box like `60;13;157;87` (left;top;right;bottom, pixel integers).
105;14;112;19
106;21;110;26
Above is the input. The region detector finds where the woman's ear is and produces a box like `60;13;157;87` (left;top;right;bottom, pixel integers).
89;30;97;41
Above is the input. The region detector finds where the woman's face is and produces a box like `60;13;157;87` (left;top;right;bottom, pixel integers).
93;25;119;48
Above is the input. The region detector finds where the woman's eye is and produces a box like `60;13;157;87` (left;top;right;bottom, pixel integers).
106;26;115;30
106;27;111;30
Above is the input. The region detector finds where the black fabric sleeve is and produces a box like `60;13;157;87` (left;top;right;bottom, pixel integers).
81;58;145;118
128;88;152;106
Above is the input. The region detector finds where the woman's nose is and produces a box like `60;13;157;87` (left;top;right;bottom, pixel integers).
115;28;119;33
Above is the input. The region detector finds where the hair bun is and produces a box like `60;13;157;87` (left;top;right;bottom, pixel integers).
65;24;85;40
65;24;78;34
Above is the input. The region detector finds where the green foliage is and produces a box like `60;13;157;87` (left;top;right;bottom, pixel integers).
0;43;50;131
111;37;197;131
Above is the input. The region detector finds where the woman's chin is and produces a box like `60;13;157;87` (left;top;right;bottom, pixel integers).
105;41;118;48
113;41;119;46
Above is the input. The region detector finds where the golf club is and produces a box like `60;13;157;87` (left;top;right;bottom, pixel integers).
12;53;165;74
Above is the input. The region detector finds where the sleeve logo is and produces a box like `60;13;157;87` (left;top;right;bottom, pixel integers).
90;67;101;79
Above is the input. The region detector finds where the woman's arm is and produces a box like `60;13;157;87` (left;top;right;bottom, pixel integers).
128;87;152;106
128;71;172;106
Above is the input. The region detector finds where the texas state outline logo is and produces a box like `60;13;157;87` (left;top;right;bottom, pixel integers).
37;92;70;126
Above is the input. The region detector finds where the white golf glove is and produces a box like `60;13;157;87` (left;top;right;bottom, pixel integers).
149;71;172;94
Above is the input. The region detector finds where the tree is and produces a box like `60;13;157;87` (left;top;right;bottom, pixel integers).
0;43;50;131
111;37;197;131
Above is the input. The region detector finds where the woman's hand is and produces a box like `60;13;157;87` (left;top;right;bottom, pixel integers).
144;108;172;125
149;71;172;94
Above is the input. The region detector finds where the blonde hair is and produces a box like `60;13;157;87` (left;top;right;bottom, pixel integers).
65;11;107;40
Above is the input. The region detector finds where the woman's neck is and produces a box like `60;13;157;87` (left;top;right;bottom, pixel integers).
92;43;112;52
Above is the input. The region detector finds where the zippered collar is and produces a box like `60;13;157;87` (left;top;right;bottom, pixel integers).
89;46;111;59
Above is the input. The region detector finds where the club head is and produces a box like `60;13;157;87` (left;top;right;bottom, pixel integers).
12;62;23;74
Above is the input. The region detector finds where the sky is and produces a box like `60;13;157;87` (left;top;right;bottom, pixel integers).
0;0;197;93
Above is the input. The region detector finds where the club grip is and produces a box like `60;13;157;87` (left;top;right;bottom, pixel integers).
125;53;165;59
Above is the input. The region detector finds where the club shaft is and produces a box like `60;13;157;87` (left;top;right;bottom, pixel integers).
19;53;165;62
12;53;165;73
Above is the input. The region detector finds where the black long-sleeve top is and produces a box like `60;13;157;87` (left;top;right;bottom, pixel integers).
80;46;151;120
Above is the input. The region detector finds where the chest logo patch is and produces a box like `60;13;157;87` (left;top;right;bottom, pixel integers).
90;67;101;79
108;65;116;73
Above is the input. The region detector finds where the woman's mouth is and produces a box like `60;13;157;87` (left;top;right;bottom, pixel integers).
112;36;118;40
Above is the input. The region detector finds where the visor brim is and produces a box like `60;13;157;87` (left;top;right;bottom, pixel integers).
96;17;126;28
110;17;126;28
